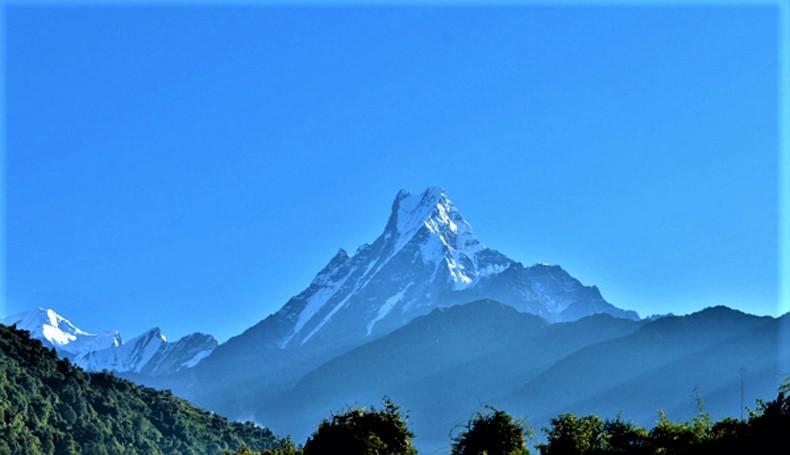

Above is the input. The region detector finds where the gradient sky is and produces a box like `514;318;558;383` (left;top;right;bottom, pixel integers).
3;4;781;342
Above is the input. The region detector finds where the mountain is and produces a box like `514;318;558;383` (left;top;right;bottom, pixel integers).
260;187;636;351
173;187;637;417
13;188;780;454
1;307;122;355
1;307;217;376
272;303;785;453
74;327;218;376
282;300;646;448
0;322;283;454
503;306;789;441
139;188;637;427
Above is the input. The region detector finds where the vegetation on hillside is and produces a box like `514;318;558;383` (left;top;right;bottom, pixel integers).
0;323;283;455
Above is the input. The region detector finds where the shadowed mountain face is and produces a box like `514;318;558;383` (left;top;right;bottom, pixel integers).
265;303;786;453
158;188;638;421
504;307;788;423
277;300;646;447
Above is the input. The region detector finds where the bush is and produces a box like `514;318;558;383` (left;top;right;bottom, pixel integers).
303;397;417;455
537;413;606;455
451;406;531;455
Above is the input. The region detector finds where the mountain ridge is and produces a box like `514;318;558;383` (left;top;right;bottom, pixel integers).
279;302;785;452
1;307;217;376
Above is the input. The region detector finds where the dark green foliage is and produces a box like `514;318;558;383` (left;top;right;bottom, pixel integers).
538;414;607;455
599;417;649;454
0;323;283;455
729;389;790;454
646;410;707;455
535;386;790;455
226;438;303;455
451;406;531;455
302;397;417;455
536;409;717;455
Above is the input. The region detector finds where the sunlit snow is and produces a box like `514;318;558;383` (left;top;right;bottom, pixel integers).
279;187;514;347
366;288;409;336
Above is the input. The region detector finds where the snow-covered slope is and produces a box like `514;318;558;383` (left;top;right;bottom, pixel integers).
73;328;218;375
228;187;637;356
1;307;217;375
1;307;121;354
275;187;516;348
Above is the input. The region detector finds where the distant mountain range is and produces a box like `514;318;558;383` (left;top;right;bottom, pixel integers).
0;307;217;376
5;188;786;453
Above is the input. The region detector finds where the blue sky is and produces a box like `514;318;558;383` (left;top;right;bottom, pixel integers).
3;4;782;342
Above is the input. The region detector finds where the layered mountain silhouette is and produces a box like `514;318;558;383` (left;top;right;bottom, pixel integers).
252;302;785;452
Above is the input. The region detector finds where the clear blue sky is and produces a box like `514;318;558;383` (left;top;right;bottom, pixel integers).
3;4;781;342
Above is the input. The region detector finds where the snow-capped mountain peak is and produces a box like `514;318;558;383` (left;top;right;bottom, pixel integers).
386;187;448;246
139;327;167;343
72;327;217;376
310;249;352;287
1;307;216;376
384;187;480;254
260;188;640;351
275;189;513;348
387;188;507;290
1;307;121;354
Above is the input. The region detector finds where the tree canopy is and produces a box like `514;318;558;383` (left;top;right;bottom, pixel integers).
303;397;417;455
0;323;283;455
451;406;531;455
536;388;790;455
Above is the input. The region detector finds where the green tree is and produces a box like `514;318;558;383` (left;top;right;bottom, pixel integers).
648;394;710;455
451;406;531;455
738;386;790;454
303;397;417;455
648;410;706;455
602;416;649;454
537;413;606;455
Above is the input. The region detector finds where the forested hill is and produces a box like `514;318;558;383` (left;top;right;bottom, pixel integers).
0;323;283;455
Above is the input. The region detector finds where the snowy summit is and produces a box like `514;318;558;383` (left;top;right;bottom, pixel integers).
264;188;637;350
1;307;122;354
